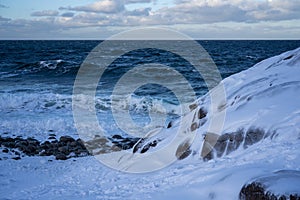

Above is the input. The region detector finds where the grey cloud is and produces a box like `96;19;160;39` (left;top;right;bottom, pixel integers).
61;12;75;17
0;16;11;21
125;7;151;16
31;10;59;17
125;0;152;4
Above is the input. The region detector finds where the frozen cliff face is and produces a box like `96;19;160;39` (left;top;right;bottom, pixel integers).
132;47;300;162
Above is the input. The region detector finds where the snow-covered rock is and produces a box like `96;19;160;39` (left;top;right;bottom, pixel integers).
240;170;300;199
133;47;300;163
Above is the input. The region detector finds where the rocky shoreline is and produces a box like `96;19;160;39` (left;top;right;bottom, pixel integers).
0;134;139;160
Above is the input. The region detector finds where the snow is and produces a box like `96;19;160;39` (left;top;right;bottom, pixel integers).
1;47;300;199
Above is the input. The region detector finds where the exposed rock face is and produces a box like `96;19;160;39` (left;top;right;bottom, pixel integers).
175;139;192;160
201;127;269;161
239;170;300;200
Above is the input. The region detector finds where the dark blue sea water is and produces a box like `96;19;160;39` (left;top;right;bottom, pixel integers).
0;40;300;139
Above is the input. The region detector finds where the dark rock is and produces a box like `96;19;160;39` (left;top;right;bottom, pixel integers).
24;144;38;156
133;138;145;153
48;136;56;140
176;139;192;160
59;136;75;143
2;148;9;153
239;170;300;200
112;135;123;140
12;157;21;160
198;107;207;119
167;121;172;129
140;140;158;154
0;135;91;160
189;103;197;111
55;153;67;160
244;127;266;148
283;55;293;60
201;127;268;161
58;146;69;154
190;122;198;132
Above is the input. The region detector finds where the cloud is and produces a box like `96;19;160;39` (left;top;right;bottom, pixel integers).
61;12;75;18
1;0;300;39
125;7;151;16
31;10;59;17
61;0;124;13
125;0;153;4
0;16;11;21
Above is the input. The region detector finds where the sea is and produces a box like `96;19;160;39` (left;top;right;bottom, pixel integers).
1;40;300;141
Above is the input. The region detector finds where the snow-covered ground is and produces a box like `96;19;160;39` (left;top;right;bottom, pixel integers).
1;47;300;199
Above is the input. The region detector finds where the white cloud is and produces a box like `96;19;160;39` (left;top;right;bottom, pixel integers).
61;0;124;13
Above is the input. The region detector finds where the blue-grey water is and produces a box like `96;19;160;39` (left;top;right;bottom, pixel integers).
0;40;300;140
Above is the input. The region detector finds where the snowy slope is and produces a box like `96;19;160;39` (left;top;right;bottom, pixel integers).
1;47;300;199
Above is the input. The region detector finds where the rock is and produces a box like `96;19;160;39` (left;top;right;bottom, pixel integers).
2;148;9;153
59;136;75;143
167;121;172;129
240;170;300;200
24;144;38;156
0;135;91;160
48;136;56;140
243;127;267;148
198;107;207;119
140;140;158;154
55;153;67;160
189;103;197;111
112;135;124;140
176;139;192;160
12;157;21;160
201;127;268;161
133;138;145;153
58;146;69;154
190;122;198;132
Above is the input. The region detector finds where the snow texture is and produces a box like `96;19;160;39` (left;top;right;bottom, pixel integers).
1;47;300;199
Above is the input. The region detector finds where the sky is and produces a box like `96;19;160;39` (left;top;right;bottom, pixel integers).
0;0;300;39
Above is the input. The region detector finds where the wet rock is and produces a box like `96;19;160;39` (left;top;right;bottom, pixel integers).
12;157;21;160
